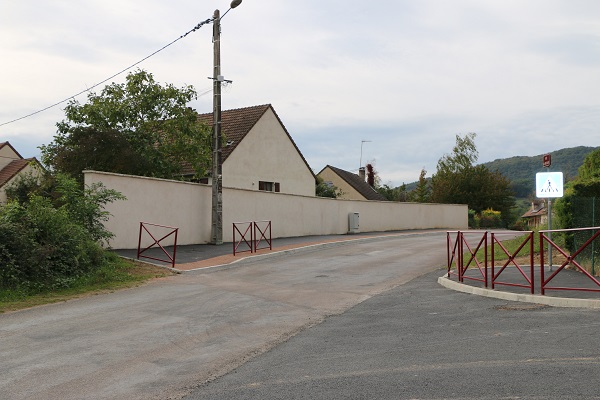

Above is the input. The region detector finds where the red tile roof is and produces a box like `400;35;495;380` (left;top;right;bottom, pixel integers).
0;158;32;188
190;104;314;177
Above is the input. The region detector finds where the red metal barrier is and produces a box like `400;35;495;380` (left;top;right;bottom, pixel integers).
137;222;178;268
233;220;273;255
254;220;272;252
540;227;600;295
459;231;488;287
447;231;461;279
491;231;534;294
233;221;254;256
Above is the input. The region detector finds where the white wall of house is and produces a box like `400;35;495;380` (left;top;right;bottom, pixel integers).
223;108;315;197
0;144;18;170
85;171;468;249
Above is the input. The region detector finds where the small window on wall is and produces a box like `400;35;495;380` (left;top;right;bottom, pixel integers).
259;181;280;192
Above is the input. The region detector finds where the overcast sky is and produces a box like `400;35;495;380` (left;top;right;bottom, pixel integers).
2;0;600;186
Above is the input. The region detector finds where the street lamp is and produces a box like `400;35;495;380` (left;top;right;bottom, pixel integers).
211;0;242;245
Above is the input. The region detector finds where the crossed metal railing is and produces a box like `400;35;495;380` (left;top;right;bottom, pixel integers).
447;230;534;293
448;228;600;296
137;222;179;268
233;220;273;256
540;227;600;295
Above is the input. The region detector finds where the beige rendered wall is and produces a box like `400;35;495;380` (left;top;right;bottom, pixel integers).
0;145;19;170
85;171;468;249
317;167;365;200
223;108;315;197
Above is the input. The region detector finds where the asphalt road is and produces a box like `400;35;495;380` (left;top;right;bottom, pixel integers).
0;232;448;400
184;267;600;399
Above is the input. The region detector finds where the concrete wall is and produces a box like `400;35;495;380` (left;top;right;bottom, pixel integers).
223;108;315;196
85;171;468;249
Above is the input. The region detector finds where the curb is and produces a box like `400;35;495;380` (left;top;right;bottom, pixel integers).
438;274;600;309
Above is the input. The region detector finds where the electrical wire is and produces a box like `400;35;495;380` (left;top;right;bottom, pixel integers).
0;18;214;128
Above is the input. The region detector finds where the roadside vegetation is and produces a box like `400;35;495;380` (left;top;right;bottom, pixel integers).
0;163;176;314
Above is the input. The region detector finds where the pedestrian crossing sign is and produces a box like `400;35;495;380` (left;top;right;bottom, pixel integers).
536;172;563;198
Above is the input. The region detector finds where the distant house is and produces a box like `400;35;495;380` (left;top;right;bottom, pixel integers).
317;165;386;201
0;142;44;204
190;104;315;196
521;200;547;228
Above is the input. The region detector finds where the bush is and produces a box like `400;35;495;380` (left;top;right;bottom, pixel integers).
0;174;124;292
0;196;108;291
479;208;502;228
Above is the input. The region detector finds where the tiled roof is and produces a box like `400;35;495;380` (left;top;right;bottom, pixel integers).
522;202;547;218
191;104;314;177
0;158;32;188
324;165;386;201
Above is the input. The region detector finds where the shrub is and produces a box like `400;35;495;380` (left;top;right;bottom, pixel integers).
0;174;123;292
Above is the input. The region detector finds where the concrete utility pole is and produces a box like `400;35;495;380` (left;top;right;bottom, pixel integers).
211;8;223;245
210;0;242;245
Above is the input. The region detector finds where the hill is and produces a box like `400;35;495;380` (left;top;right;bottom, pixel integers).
481;146;597;197
403;146;597;197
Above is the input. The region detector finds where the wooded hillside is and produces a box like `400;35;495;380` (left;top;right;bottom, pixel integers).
481;146;598;197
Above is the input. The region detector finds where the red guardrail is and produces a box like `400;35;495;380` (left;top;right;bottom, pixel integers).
447;230;533;291
459;231;488;286
491;231;534;294
540;227;600;295
254;220;272;252
233;221;254;256
137;222;179;268
233;220;273;256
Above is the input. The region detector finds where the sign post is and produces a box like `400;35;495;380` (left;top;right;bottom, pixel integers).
536;171;563;270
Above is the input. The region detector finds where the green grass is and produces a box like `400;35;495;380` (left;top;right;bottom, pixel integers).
0;254;176;314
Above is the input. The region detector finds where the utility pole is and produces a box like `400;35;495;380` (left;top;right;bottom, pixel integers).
211;9;223;245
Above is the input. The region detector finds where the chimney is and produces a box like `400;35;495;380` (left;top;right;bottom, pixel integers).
359;167;366;181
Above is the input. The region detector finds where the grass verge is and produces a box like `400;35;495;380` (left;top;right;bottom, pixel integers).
0;254;177;314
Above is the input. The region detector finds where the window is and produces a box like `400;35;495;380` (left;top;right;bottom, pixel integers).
258;181;280;192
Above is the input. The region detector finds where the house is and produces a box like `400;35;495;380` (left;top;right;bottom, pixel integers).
317;165;386;201
0;142;44;204
191;104;315;196
521;200;548;228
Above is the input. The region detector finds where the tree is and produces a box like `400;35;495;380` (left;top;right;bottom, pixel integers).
316;177;341;198
40;69;212;182
377;183;408;202
430;133;515;226
408;168;430;203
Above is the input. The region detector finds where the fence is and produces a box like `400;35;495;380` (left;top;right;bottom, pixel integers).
448;228;600;296
540;227;600;295
233;220;273;256
447;231;533;293
137;222;179;268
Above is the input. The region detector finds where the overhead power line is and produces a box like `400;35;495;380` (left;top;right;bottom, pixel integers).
0;17;214;128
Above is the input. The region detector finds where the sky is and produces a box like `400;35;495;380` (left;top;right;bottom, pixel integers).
2;0;600;187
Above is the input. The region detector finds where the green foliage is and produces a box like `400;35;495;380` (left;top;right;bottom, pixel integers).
478;208;502;228
408;168;430;203
377;183;408;202
40;69;212;182
431;133;515;226
0;174;125;292
482;146;598;197
315;176;341;198
0;197;106;291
